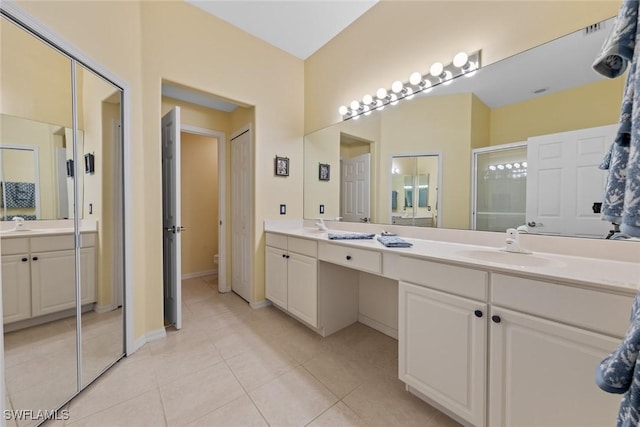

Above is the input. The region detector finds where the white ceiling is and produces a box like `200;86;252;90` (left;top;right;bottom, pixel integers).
185;0;379;60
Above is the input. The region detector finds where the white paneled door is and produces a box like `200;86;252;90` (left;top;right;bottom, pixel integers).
341;153;371;223
161;107;182;329
230;128;252;302
526;124;617;237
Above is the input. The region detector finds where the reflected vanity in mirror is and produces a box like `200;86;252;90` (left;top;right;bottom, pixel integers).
1;9;125;425
304;16;631;240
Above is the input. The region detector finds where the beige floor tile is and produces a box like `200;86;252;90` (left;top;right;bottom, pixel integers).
308;402;367;427
153;341;223;387
226;344;299;391
68;352;158;421
343;376;439;427
429;411;464;427
185;394;267;427
67;389;166;427
159;361;245;426
249;366;338;427
303;350;370;399
208;325;274;360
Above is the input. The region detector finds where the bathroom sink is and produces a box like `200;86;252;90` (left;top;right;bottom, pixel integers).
456;249;563;268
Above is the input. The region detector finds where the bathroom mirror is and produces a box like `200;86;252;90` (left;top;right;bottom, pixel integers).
1;9;125;423
304;16;627;239
0;114;85;221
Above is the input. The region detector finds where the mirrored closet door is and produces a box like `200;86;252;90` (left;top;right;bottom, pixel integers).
1;10;125;426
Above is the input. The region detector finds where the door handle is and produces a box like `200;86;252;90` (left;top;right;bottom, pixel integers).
527;221;543;227
164;226;176;233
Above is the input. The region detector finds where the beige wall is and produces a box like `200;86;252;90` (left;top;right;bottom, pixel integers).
180;132;218;276
490;78;624;146
305;1;620;133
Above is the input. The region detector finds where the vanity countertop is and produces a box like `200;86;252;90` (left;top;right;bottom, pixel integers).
265;227;640;294
0;228;96;238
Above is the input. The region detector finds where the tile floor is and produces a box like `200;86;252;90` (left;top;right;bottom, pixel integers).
45;275;461;426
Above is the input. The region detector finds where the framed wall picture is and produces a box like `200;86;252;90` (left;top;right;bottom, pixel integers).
319;163;330;181
275;156;289;177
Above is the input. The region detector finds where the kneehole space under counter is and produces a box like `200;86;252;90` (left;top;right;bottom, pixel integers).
263;221;640;427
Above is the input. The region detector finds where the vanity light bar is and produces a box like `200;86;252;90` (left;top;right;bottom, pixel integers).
339;50;481;121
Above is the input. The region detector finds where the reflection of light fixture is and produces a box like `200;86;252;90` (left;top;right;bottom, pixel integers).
489;165;497;171
514;162;521;168
339;50;481;120
392;167;400;174
505;163;513;169
522;161;528;167
497;164;505;170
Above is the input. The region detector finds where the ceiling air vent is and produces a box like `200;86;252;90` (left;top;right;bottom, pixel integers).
584;22;603;36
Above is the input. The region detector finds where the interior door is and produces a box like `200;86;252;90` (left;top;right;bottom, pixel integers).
340;153;371;223
162;107;182;329
526;125;617;237
230;128;252;302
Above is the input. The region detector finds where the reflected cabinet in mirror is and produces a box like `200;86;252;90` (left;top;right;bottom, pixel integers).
1;10;125;425
304;16;631;239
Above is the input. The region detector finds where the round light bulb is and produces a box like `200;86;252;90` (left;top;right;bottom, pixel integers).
376;88;388;99
404;87;414;100
362;94;373;105
422;80;432;92
409;72;422;86
430;62;444;77
391;80;404;94
363;105;371;116
442;70;453;85
352;113;360;120
338;105;348;116
453;52;469;68
350;100;360;110
522;161;528;168
389;93;399;106
375;99;385;111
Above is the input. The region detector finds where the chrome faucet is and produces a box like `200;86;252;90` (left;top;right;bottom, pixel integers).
315;218;329;231
504;227;531;254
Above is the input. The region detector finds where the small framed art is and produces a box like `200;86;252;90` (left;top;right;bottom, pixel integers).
275;156;289;177
319;163;330;181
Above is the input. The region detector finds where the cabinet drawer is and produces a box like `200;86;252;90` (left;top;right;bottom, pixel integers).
31;235;74;252
318;242;381;274
492;274;634;338
288;237;317;257
1;237;29;255
398;256;488;301
265;233;287;250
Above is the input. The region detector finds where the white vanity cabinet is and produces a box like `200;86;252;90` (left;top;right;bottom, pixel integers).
265;233;318;327
398;257;488;427
1;232;97;324
488;274;631;427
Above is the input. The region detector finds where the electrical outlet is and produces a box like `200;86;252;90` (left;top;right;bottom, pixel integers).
280;204;286;215
319;204;325;214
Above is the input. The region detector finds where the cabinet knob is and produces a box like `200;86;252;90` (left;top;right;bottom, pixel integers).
282;254;286;258
286;255;290;259
491;315;501;324
474;310;483;318
346;255;352;261
21;257;28;262
32;256;39;261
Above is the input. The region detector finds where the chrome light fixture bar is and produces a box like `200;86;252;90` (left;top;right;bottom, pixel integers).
339;50;481;121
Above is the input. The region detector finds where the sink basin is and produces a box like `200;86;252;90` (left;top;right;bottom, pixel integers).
456;249;563;268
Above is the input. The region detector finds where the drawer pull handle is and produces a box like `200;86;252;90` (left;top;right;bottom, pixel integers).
21;257;28;262
491;315;501;324
32;256;39;261
346;255;352;261
474;310;483;318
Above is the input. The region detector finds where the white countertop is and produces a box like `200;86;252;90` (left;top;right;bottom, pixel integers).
0;228;96;238
265;227;640;295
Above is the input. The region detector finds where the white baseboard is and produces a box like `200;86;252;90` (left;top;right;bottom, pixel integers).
181;269;217;280
250;299;272;309
132;327;167;354
358;313;398;339
94;303;118;314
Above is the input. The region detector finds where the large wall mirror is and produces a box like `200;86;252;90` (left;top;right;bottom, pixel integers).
304;16;632;240
1;8;125;425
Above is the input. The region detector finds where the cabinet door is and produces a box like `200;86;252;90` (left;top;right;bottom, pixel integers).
80;247;97;305
399;281;487;427
287;252;318;328
489;307;622;427
31;249;77;316
2;254;31;323
265;246;288;309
